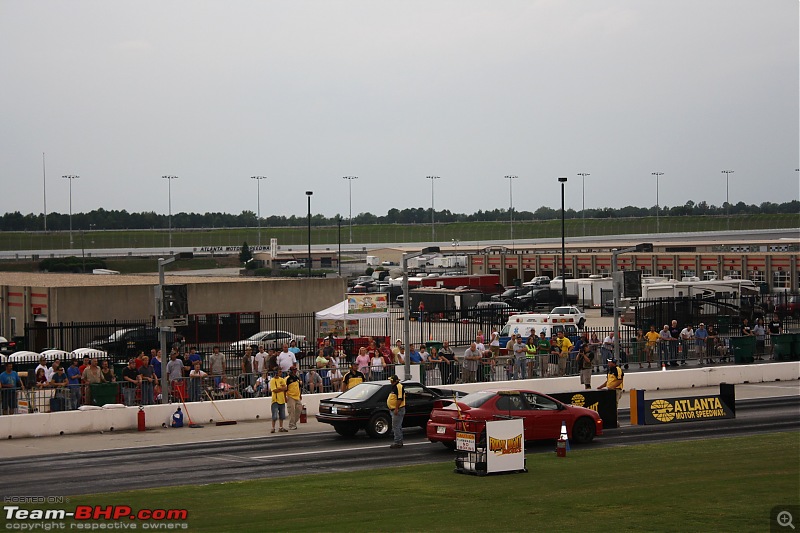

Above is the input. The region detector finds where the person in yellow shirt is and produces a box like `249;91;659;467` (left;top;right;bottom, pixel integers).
644;325;661;368
269;370;288;434
387;375;405;449
343;362;365;392
598;357;625;408
556;331;573;377
285;366;302;430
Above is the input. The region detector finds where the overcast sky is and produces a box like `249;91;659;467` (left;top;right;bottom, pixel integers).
1;0;798;221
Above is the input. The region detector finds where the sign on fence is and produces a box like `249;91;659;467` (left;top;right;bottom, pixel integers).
631;383;735;425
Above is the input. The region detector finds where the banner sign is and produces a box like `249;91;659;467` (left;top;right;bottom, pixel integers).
316;319;359;337
347;293;389;314
485;419;526;473
549;390;618;429
643;394;734;425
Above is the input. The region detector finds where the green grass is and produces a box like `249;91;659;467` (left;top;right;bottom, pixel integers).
0;213;797;252
38;431;800;532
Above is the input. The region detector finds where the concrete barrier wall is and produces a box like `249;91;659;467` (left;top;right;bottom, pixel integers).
2;362;798;440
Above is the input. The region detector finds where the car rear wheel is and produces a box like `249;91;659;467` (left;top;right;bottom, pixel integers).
333;424;359;437
572;417;595;444
366;412;391;438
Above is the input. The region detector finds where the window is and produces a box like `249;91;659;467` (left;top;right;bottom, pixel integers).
658;269;673;278
523;393;559;410
749;270;765;283
495;394;525;411
681;270;696;278
773;270;790;289
598;268;609;276
640;269;653;277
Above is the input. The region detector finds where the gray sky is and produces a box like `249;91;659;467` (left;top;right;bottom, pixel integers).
1;0;798;220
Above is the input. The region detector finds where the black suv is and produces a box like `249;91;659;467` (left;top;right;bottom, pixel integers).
94;327;176;359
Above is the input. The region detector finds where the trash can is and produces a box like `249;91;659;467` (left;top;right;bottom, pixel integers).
114;362;128;382
91;382;119;406
772;334;795;361
425;341;444;352
729;336;755;364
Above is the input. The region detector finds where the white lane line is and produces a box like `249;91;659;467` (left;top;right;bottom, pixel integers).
251;441;431;460
214;455;253;464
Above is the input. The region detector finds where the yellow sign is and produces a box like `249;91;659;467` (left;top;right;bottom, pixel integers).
456;432;476;452
646;396;732;424
488;434;523;455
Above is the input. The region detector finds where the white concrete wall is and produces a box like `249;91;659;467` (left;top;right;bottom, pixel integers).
2;362;797;439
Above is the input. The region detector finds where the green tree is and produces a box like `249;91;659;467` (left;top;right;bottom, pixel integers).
239;242;253;266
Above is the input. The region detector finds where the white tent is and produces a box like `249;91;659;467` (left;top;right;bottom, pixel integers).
316;300;389;321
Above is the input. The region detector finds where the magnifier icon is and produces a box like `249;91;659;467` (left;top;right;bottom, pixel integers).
778;511;795;529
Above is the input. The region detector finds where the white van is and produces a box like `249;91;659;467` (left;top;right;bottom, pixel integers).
499;314;579;347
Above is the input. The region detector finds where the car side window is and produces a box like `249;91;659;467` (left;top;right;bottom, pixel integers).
495;394;525;411
524;393;559;410
403;385;427;397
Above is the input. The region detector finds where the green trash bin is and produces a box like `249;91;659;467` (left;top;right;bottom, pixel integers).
772;334;795;361
729;336;756;364
114;362;128;382
425;341;444;352
90;382;119;406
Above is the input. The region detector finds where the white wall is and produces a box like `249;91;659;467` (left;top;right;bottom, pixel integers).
1;362;797;439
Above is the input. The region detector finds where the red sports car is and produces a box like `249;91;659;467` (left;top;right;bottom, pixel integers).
426;389;603;449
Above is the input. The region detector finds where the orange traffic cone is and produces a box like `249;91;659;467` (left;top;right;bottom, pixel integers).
661;362;667;372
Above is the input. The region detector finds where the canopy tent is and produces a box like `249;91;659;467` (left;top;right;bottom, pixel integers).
315;300;389;321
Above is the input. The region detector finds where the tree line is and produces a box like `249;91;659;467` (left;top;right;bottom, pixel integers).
0;200;797;232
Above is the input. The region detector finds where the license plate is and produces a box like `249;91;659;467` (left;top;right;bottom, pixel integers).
331;406;337;415
436;426;445;434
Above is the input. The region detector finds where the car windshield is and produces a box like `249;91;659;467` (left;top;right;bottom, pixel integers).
551;307;572;314
335;383;383;401
500;325;511;336
247;331;269;341
458;391;495;408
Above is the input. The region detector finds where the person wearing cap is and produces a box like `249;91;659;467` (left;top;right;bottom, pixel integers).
556;331;573;377
269;370;289;433
343;362;365;392
694;323;708;365
597;357;624;408
286;366;303;430
387;375;405;448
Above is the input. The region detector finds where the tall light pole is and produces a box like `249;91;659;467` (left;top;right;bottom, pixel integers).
426;176;440;241
577;172;590;236
652;172;663;233
306;191;313;277
251;176;267;246
162;175;179;249
62;175;79;248
721;170;734;231
504;175;518;247
558;177;568;305
342;176;358;243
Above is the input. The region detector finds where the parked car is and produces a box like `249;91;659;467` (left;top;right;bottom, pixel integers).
427;389;603;449
523;276;551;287
776;296;800;319
280;260;304;269
90;326;175;358
317;380;458;438
514;288;578;310
0;336;21;356
229;330;306;351
467;301;519;323
491;287;531;303
549;306;586;329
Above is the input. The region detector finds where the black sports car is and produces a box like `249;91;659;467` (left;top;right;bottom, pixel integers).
317;380;459;438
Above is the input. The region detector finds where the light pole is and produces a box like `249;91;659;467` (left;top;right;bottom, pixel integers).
402;246;440;380
611;243;653;360
306;191;313;277
89;223;96;246
577;172;590;236
162;175;178;249
721;170;734;231
652;172;663;233
342;176;358;243
558;177;568;305
251;176;267;246
504;175;518;247
156;252;193;404
426;176;440;241
62;175;79;248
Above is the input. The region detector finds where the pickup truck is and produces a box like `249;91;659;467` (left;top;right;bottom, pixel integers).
280;260;304;269
513;288;577;311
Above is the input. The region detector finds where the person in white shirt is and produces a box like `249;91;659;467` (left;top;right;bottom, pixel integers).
276;344;297;373
679;324;695;365
253;345;267;375
35;357;54;382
